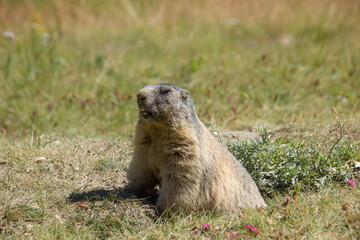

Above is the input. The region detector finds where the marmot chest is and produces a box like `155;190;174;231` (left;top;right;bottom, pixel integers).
147;134;172;171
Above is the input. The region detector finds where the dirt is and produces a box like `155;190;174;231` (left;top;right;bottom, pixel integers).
214;130;260;144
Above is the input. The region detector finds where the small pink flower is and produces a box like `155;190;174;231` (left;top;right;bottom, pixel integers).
215;108;220;113
10;132;17;137
192;229;199;234
213;83;217;89
348;180;355;183
229;232;237;237
276;203;281;209
203;223;210;229
283;198;291;206
257;206;265;212
351;184;355;188
231;104;237;111
246;226;260;232
227;95;232;101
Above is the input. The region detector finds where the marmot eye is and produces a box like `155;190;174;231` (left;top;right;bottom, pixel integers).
161;89;171;95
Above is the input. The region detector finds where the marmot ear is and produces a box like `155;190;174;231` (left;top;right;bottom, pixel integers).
181;90;189;100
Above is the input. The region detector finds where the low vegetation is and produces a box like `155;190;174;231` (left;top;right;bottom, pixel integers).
228;127;360;197
1;0;360;239
1;133;359;239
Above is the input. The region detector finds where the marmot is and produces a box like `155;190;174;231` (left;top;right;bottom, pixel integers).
127;84;266;214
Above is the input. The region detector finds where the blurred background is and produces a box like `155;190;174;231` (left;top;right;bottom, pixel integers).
1;0;359;138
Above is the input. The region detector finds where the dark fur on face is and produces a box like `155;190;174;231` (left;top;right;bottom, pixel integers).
136;84;197;126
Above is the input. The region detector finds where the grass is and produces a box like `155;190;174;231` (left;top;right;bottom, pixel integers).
228;127;360;197
0;134;359;239
1;0;360;137
1;0;360;239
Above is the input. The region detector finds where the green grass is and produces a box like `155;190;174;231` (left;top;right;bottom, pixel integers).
0;135;359;239
1;0;360;138
1;0;360;239
228;127;360;197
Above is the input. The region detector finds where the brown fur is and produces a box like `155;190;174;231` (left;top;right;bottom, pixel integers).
127;84;266;214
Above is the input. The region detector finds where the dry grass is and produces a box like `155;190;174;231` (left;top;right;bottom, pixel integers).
1;0;359;29
1;1;360;238
0;134;155;238
0;134;359;239
1;0;360;136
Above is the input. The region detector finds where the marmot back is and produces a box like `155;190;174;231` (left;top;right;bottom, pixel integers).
127;84;266;214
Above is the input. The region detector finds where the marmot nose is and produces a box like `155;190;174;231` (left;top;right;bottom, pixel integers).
137;92;146;102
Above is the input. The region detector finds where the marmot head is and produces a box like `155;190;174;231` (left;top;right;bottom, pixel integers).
136;84;197;125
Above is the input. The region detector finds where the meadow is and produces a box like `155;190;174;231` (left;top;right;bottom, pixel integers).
1;0;360;239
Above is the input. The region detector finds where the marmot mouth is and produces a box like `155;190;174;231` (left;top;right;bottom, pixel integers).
140;106;153;118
